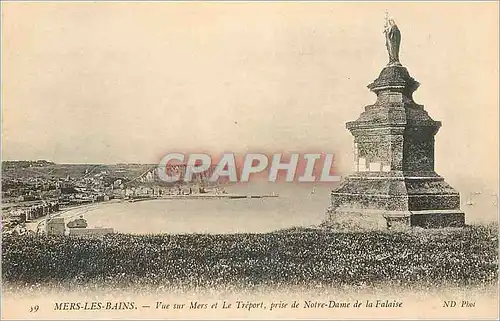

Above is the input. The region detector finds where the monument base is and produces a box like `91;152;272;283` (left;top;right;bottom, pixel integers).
408;210;465;228
324;56;466;231
324;208;465;231
325;174;466;230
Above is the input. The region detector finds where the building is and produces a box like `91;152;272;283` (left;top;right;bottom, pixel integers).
46;217;66;235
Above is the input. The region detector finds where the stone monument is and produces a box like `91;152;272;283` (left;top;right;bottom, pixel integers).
325;17;465;229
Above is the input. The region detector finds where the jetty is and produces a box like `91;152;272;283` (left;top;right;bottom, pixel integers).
127;193;279;202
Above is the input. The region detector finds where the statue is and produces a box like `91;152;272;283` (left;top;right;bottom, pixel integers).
383;15;401;66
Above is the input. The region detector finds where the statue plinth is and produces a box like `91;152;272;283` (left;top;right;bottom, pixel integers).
325;64;465;230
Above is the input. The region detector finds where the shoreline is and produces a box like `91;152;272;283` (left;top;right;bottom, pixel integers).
127;193;279;202
24;201;119;233
23;194;283;234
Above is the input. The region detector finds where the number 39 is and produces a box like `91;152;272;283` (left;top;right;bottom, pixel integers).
30;305;39;313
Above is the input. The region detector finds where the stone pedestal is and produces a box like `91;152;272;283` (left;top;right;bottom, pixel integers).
325;65;465;229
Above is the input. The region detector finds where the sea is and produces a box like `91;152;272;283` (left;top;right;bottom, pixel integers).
71;182;333;234
67;181;497;235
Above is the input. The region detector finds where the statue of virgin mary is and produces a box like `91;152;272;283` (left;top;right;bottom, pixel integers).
384;19;401;66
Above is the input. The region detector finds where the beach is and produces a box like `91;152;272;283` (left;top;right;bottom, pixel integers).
21;182;498;235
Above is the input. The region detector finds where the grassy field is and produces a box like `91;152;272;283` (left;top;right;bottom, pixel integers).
2;224;498;292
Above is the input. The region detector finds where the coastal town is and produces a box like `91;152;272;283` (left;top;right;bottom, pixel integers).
1;160;255;236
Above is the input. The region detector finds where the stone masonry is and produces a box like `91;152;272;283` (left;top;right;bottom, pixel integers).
325;64;465;230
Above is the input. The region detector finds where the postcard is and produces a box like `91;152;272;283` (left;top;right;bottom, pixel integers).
1;1;498;320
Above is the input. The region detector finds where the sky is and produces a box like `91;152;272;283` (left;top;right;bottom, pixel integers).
2;2;498;190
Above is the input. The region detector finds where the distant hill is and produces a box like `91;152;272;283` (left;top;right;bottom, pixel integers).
2;160;55;168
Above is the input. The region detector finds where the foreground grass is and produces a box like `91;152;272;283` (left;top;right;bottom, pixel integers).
2;224;498;291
